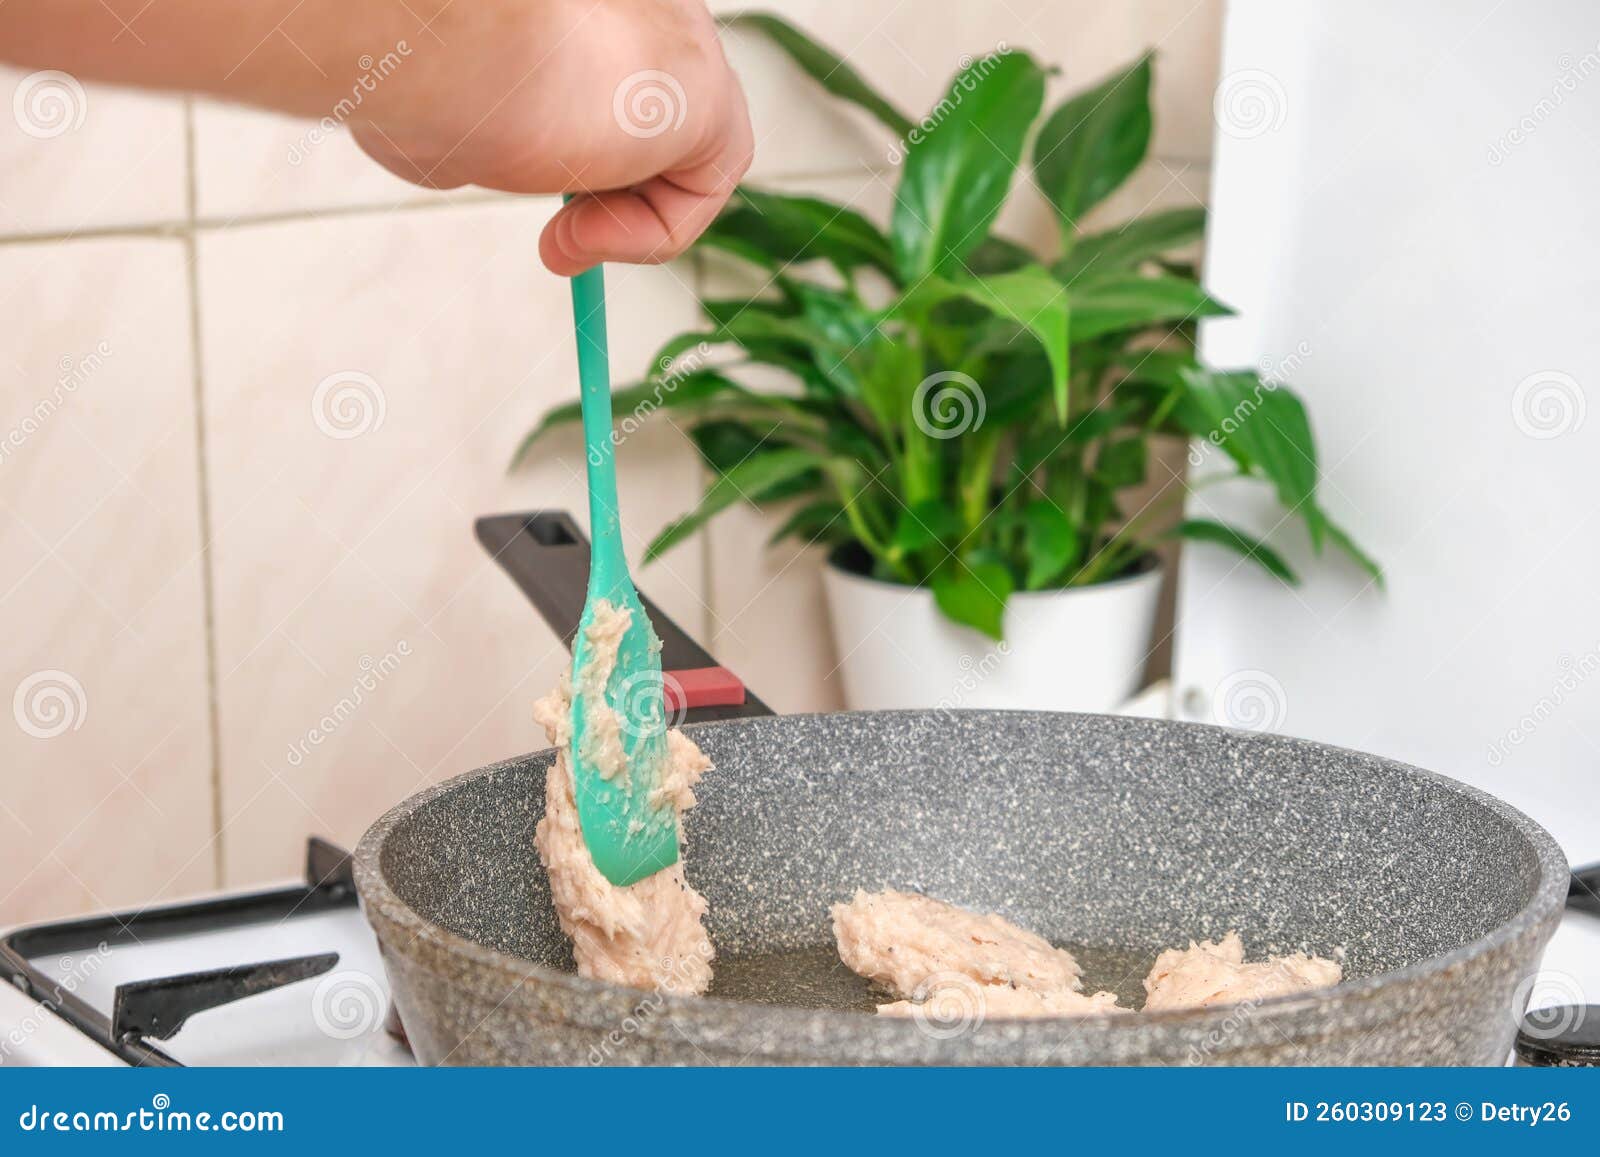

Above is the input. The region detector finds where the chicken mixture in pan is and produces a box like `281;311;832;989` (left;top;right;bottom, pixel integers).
834;891;1340;1019
531;628;1340;1014
1141;930;1342;1011
832;889;1127;1016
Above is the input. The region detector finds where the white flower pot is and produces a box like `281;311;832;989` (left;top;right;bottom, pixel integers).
821;553;1164;713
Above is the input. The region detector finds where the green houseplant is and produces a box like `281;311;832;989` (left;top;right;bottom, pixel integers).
516;14;1377;661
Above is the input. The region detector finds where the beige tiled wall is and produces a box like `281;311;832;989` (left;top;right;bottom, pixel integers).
0;2;1220;921
0;234;214;920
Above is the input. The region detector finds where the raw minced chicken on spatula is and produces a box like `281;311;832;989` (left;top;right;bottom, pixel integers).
532;601;715;995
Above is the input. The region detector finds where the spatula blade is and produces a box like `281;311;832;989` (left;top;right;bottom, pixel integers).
569;588;680;886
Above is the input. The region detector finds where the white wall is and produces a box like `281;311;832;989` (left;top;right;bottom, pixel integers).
1177;0;1600;862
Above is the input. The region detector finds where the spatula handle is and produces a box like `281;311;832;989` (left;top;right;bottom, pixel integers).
569;263;629;596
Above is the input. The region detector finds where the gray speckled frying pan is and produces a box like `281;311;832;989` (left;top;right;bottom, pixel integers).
352;513;1568;1065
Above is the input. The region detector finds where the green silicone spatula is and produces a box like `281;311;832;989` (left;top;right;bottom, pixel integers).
566;257;680;887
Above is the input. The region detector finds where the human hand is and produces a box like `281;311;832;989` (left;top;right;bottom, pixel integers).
0;0;752;273
348;0;753;274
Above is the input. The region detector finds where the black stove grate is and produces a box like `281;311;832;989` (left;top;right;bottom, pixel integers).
0;837;361;1066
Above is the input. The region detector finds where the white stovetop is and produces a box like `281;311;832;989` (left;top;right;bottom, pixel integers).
0;901;414;1067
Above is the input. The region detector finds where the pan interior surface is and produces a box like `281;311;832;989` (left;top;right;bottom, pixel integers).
375;710;1552;1012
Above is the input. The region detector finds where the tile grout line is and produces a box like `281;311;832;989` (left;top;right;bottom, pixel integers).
0;190;505;248
0;161;945;251
178;97;229;892
0;149;1213;271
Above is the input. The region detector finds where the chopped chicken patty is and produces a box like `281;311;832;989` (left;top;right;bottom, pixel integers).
832;889;1125;1018
1142;930;1341;1011
532;600;714;995
833;889;1082;994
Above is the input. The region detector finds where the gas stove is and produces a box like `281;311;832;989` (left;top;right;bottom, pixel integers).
3;514;1595;1067
0;839;412;1067
2;833;1597;1067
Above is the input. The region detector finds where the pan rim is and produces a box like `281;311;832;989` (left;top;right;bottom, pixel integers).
353;709;1569;1046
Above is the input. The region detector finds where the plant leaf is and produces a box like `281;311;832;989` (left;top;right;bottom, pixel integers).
689;421;817;503
1177;368;1319;543
980;347;1060;426
1077;479;1120;546
1093;437;1146;488
851;332;922;438
1169;519;1298;583
1033;55;1153;228
890;498;962;555
702;294;879;401
509;367;737;468
1023;500;1080;589
1067;272;1230;342
1057;400;1140;446
953;268;1071;422
1175;369;1380;575
793;282;877;353
1322;516;1384;586
726;11;912;135
964;234;1037;275
703;188;896;276
895;266;1070;422
889;50;1046;281
645;448;825;561
702;297;805;341
1104;348;1213;431
695;231;780;270
1054;206;1207;280
932;558;1014;639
